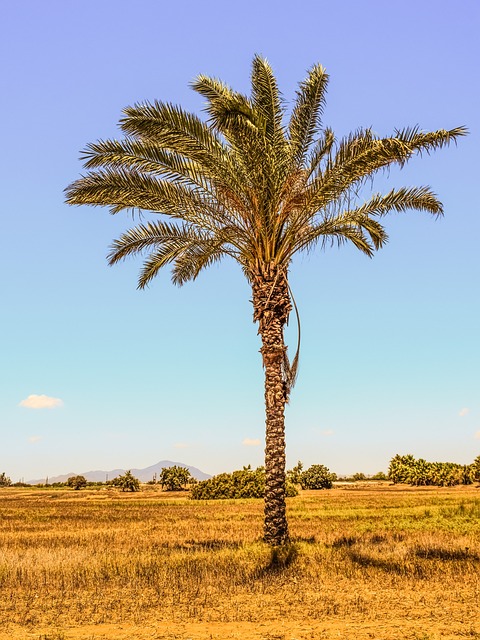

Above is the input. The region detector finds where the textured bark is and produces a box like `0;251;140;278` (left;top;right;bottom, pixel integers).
252;266;292;545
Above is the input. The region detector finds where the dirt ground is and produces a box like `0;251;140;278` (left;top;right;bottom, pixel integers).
2;485;478;640
4;617;479;640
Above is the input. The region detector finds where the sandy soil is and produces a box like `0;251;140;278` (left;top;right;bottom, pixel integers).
4;618;479;640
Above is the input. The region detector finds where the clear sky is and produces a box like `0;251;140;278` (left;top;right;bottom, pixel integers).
1;0;478;482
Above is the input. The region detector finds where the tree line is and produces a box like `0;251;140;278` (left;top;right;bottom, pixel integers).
2;456;479;494
388;454;480;487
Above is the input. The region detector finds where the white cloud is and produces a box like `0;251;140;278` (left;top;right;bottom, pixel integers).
459;408;469;417
242;438;261;446
19;394;63;409
474;431;480;440
28;436;42;443
322;429;334;436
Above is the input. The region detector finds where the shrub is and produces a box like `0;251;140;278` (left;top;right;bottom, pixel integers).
388;454;478;487
0;472;12;487
299;464;335;490
159;466;194;491
371;471;388;480
191;466;298;500
286;461;303;485
112;470;140;492
67;475;87;490
352;472;367;481
472;456;480;484
388;454;417;484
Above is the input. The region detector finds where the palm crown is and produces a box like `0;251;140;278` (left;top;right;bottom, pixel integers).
65;56;464;288
66;56;466;545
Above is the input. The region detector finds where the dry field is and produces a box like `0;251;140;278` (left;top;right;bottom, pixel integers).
0;483;478;640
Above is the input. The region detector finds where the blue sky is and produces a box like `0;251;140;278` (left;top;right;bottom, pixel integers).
1;0;478;481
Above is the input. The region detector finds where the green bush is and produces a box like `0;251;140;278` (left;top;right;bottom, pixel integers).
352;472;367;481
286;461;304;485
67;475;87;490
190;466;298;500
472;456;480;483
299;464;335;490
158;465;194;491
0;472;12;487
388;454;477;487
112;470;140;492
371;471;388;480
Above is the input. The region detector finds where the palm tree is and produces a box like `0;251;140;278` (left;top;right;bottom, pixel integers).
65;56;466;545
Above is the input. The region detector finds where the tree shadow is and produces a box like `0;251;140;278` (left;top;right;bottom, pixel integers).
330;535;358;548
162;539;243;551
254;543;299;578
330;534;480;575
290;535;316;544
412;546;480;561
347;551;406;574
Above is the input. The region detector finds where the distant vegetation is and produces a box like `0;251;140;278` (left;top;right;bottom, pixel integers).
388;454;480;486
110;470;141;492
2;455;479;494
67;475;87;490
298;464;336;490
190;466;279;500
190;463;337;500
0;472;11;487
156;465;195;491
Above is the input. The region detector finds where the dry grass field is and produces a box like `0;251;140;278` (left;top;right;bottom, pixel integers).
0;483;478;640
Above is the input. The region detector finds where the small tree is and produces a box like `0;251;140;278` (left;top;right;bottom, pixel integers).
471;456;480;484
159;466;193;491
67;475;87;490
0;472;12;487
287;461;303;486
300;464;335;490
113;470;140;492
388;454;416;484
352;472;367;481
371;471;388;481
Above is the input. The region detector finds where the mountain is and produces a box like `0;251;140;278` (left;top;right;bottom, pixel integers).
28;460;211;484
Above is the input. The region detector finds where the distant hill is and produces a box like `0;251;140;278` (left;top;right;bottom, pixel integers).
28;460;211;484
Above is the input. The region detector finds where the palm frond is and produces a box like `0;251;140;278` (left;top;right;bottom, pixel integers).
108;220;232;289
118;101;254;202
191;75;257;130
107;220;193;265
307;127;335;178
305;126;466;214
171;239;227;286
288;212;384;259
394;125;468;159
65;168;243;238
120;101;224;153
288;63;329;168
81;138;211;190
251;55;285;146
192;72;273;193
355;186;444;217
282;283;301;400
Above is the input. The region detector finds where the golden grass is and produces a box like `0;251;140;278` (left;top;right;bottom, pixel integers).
0;483;479;639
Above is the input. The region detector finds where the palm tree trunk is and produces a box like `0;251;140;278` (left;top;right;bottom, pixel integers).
252;266;291;546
